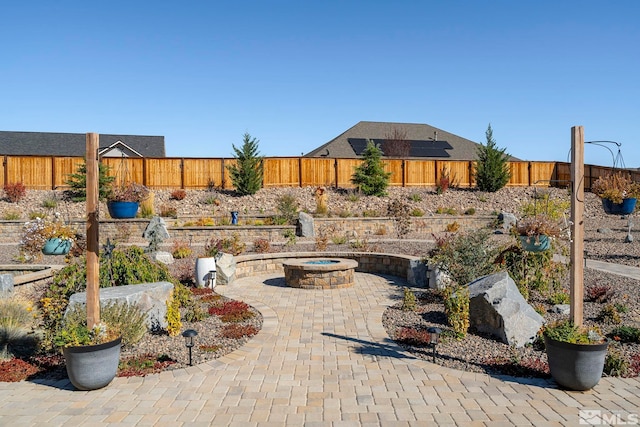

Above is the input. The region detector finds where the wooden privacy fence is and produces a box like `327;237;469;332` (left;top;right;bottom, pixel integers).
2;155;638;191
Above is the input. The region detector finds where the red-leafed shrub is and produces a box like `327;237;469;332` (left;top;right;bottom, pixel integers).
253;238;270;253
3;182;26;203
394;327;433;346
221;324;259;339
208;300;254;322
170;189;187;201
0;358;39;382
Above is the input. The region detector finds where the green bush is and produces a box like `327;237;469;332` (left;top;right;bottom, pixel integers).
275;194;299;225
227;132;263;196
474;124;510;192
608;325;640;343
64;162;115;202
401;288;417;312
442;285;470;339
351;140;391;196
427;230;499;287
0;298;39;359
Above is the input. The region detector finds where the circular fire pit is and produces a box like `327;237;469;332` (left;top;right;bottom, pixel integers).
282;258;358;289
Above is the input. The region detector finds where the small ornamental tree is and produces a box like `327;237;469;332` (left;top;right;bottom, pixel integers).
381;128;411;158
351;140;391;196
474;124;511;192
65;162;115;202
227;132;263;196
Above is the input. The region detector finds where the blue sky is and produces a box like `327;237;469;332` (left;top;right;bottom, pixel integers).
2;1;639;168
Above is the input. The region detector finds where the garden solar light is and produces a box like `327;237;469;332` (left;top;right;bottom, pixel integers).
182;329;198;366
426;327;442;363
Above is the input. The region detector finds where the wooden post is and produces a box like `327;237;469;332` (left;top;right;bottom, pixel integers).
86;133;100;328
570;126;585;326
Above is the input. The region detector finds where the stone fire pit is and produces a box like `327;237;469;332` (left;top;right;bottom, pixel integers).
282;258;358;289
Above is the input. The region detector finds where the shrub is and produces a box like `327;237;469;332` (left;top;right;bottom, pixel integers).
275;194;299;225
395;327;432;346
159;204;177;218
351;140;391;196
387;200;411;239
409;193;422;202
221;324;259;339
474;124;510;192
118;354;176;377
362;209;380;217
442;285;470;338
253;238;270;253
62;301;147;347
227;132;263;196
464;207;476;215
315;224;335;251
435;207;458;215
427;230;499;287
410;208;424;217
183;301;208;322
283;229;297;246
445;221;460;233
0;358;40;382
608;326;640;343
203;233;246;257
165;293;182;336
437;167;457;194
3;182;26;203
203;195;221;206
209;301;255;322
604;346;631;377
520;194;570;221
170;189;187;201
598;304;622;324
548;291;570;305
172;241;193;259
2;209;21;220
401;288;417;312
586;285;616;303
331;235;347;245
0;298;39;359
64;162;114;202
42;197;58;209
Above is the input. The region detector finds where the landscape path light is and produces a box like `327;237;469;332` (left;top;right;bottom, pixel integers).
182;329;198;366
426;327;442;363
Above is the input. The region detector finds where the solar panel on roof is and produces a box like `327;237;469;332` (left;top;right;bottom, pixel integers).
348;138;452;157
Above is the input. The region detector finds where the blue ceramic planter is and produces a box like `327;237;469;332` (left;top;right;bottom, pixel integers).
602;198;637;215
42;238;72;255
107;201;139;219
519;235;550;252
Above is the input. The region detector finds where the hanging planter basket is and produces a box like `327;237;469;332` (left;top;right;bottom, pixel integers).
107;201;139;219
42;238;72;255
519;235;551;252
602;198;637;215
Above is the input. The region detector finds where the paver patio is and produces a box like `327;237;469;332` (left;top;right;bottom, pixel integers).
1;271;638;426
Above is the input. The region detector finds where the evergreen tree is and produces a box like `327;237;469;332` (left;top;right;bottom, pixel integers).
227;132;263;196
64;162;115;201
351;140;391;196
474;124;511;192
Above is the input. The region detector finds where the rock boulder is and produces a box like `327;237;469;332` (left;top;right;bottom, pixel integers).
468;271;543;348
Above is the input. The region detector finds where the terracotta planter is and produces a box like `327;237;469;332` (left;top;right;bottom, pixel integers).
544;335;608;391
602;198;637;215
519;235;550;252
63;337;122;391
107;201;139;219
42;238;72;255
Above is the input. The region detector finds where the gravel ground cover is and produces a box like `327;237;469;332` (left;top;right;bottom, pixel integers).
2;186;640;379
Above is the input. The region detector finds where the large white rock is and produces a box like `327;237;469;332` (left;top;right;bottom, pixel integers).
298;212;315;237
467;271;543;348
68;281;174;331
216;253;236;285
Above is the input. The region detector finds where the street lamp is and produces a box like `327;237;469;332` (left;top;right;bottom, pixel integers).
182;329;198;366
426;327;442;363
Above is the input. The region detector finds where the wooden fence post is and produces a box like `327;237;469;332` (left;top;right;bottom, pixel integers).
86;133;100;329
570;126;585;326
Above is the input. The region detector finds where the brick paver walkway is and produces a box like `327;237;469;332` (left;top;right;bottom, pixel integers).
1;272;638;426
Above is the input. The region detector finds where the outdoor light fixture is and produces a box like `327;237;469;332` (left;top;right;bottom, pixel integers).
182;329;198;366
426;327;442;363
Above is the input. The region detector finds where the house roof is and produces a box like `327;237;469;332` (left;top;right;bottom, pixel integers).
305;121;517;160
0;131;165;157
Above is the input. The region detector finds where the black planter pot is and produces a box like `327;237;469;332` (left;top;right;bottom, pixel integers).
62;337;122;391
544;335;608;391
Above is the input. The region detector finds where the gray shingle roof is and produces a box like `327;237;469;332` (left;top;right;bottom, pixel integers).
305;121;518;161
0;131;165;157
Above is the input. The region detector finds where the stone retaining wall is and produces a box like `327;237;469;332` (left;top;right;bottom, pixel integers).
0;215;493;245
233;252;427;287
